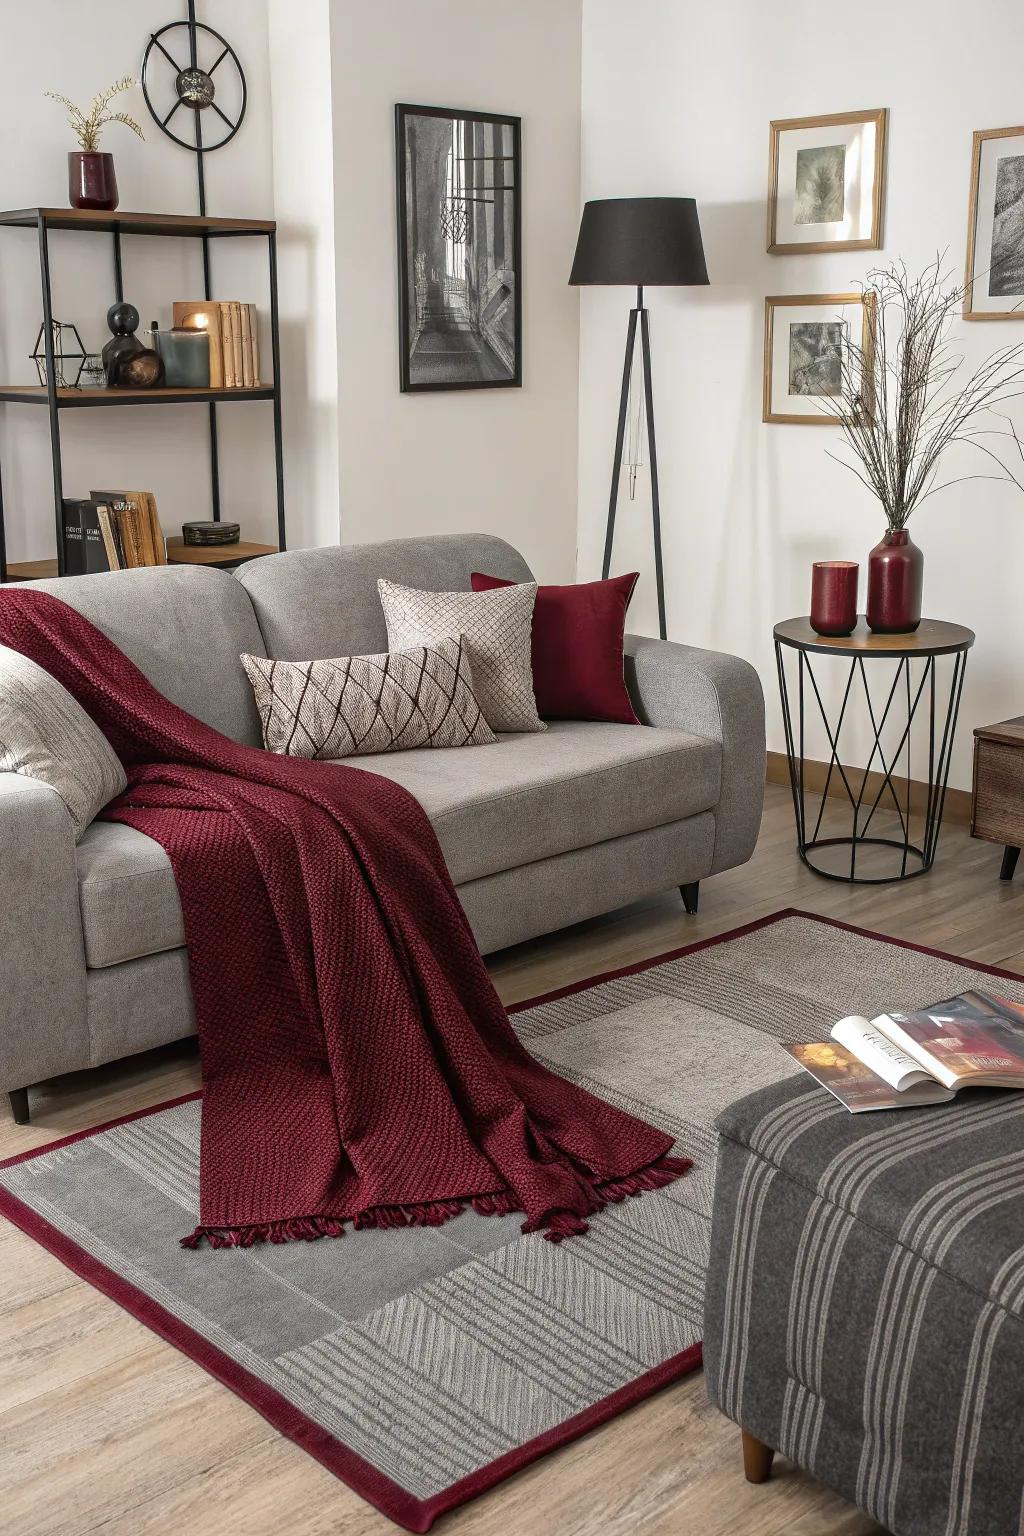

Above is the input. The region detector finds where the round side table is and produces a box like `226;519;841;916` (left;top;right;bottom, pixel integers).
773;617;975;884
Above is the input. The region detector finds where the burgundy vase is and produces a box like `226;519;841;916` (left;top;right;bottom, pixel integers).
68;151;118;211
866;528;923;633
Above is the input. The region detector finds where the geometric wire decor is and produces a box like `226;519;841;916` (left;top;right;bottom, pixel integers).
31;320;87;388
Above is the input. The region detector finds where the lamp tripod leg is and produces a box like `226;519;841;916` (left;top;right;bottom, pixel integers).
640;306;667;640
604;307;639;581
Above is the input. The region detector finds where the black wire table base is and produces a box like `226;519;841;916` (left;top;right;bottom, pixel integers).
774;637;970;885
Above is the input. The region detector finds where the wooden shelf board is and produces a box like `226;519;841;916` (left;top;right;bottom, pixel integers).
0;208;275;238
0;385;274;407
3;558;58;582
166;538;277;566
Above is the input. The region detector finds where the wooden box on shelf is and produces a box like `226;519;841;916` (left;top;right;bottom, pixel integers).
971;716;1024;881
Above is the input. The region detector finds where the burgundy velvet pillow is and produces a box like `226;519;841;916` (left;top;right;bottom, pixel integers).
471;571;640;724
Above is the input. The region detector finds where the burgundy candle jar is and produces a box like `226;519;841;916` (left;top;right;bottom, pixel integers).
810;560;858;637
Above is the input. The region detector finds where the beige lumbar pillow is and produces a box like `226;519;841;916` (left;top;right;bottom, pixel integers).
0;644;127;840
241;634;497;759
378;578;544;733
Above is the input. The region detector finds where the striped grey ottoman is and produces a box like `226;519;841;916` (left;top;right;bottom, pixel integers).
703;1074;1024;1536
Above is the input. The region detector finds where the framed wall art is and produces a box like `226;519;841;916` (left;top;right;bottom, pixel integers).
395;102;521;392
964;126;1024;320
763;293;875;425
767;109;887;254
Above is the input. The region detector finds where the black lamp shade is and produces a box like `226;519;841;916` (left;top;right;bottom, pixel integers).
568;197;708;287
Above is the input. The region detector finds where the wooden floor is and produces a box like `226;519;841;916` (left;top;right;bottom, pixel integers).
3;784;1022;1536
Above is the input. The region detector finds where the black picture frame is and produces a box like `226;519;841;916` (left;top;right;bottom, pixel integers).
395;102;522;393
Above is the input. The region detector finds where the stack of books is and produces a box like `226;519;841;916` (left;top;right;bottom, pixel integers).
172;301;261;388
62;492;165;574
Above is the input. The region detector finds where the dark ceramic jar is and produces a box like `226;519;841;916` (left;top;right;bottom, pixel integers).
69;152;118;211
866;528;923;633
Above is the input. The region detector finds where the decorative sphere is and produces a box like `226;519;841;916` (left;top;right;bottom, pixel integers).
106;302;140;337
117;348;165;388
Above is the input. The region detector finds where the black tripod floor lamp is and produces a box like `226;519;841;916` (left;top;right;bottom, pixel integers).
569;198;708;640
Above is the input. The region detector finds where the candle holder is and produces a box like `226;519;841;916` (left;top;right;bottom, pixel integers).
810;561;858;637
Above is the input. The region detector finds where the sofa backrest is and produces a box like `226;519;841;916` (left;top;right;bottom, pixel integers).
23;565;268;745
14;534;534;744
236;533;534;659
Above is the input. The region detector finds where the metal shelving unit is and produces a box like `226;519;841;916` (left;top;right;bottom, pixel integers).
0;206;286;581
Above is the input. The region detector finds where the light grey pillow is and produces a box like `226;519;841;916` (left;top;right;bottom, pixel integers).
0;644;127;841
378;578;544;733
240;634;497;759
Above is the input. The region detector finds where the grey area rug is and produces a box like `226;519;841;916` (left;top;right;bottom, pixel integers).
5;911;1023;1531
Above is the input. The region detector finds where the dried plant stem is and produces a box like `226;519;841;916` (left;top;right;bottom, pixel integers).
816;257;1024;528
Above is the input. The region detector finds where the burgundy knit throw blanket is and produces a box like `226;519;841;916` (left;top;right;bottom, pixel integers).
0;590;688;1247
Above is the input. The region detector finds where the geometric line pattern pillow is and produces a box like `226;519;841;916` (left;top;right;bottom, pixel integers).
378;578;544;734
239;634;497;760
0;642;127;841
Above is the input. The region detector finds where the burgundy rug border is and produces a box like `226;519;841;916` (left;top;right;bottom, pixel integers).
3;906;1022;1530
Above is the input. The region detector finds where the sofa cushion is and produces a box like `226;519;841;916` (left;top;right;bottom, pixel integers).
76;820;185;968
236;534;534;661
27;565;267;746
74;721;720;967
343;720;721;885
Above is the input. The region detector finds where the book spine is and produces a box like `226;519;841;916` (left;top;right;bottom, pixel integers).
248;304;260;387
96;505;121;571
230;302;243;389
61;499;85;576
239;303;254;388
219;303;236;388
81;502;110;574
146;493;166;565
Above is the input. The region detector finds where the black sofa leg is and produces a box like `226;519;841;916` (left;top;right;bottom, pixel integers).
1001;846;1020;882
8;1087;29;1125
680;881;700;915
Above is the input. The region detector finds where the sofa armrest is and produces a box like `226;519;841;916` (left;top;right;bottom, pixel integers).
624;634;765;875
0;775;89;1093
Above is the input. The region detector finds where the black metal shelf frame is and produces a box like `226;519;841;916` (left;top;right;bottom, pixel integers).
0;208;286;580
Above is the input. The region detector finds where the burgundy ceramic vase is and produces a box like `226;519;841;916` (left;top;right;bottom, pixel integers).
866;528;923;633
810;560;859;636
68;152;118;211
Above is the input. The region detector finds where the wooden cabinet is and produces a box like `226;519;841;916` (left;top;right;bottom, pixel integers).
972;717;1024;881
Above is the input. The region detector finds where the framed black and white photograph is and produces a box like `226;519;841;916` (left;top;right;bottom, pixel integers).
395;103;521;391
964;126;1024;320
768;109;887;254
763;293;875;424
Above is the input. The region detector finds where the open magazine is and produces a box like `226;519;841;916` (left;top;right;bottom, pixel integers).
783;990;1024;1112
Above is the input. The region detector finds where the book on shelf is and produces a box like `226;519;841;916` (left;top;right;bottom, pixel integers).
784;989;1024;1112
90;490;166;568
61;499;112;575
171;300;261;388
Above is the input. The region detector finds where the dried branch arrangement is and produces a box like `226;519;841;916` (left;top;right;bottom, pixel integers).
818;257;1024;528
46;77;145;154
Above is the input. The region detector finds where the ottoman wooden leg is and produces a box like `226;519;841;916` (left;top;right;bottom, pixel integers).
741;1428;774;1483
1000;846;1020;882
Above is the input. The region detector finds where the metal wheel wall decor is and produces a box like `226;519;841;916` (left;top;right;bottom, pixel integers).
141;15;246;154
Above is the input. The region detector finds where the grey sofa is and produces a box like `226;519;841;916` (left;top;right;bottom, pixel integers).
0;533;764;1123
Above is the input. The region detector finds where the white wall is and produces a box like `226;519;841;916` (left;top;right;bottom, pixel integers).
0;0;279;563
328;0;583;580
579;0;1024;789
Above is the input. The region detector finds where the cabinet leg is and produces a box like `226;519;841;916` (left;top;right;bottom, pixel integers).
8;1087;29;1124
741;1428;774;1484
680;881;700;914
1000;846;1020;882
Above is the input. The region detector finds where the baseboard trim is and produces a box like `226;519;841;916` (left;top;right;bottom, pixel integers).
765;750;973;825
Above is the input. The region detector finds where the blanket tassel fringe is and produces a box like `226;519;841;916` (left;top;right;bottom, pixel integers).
180;1153;692;1250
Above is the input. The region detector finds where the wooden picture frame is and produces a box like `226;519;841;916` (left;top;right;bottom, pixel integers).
395;103;522;392
768;109;887;255
763;293;875;425
963;125;1024;320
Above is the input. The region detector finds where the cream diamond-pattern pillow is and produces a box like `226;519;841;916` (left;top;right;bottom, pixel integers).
240;635;497;759
378;579;543;733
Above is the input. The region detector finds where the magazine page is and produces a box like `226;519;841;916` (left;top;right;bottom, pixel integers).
781;1042;953;1113
877;990;1024;1091
830;1015;937;1091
